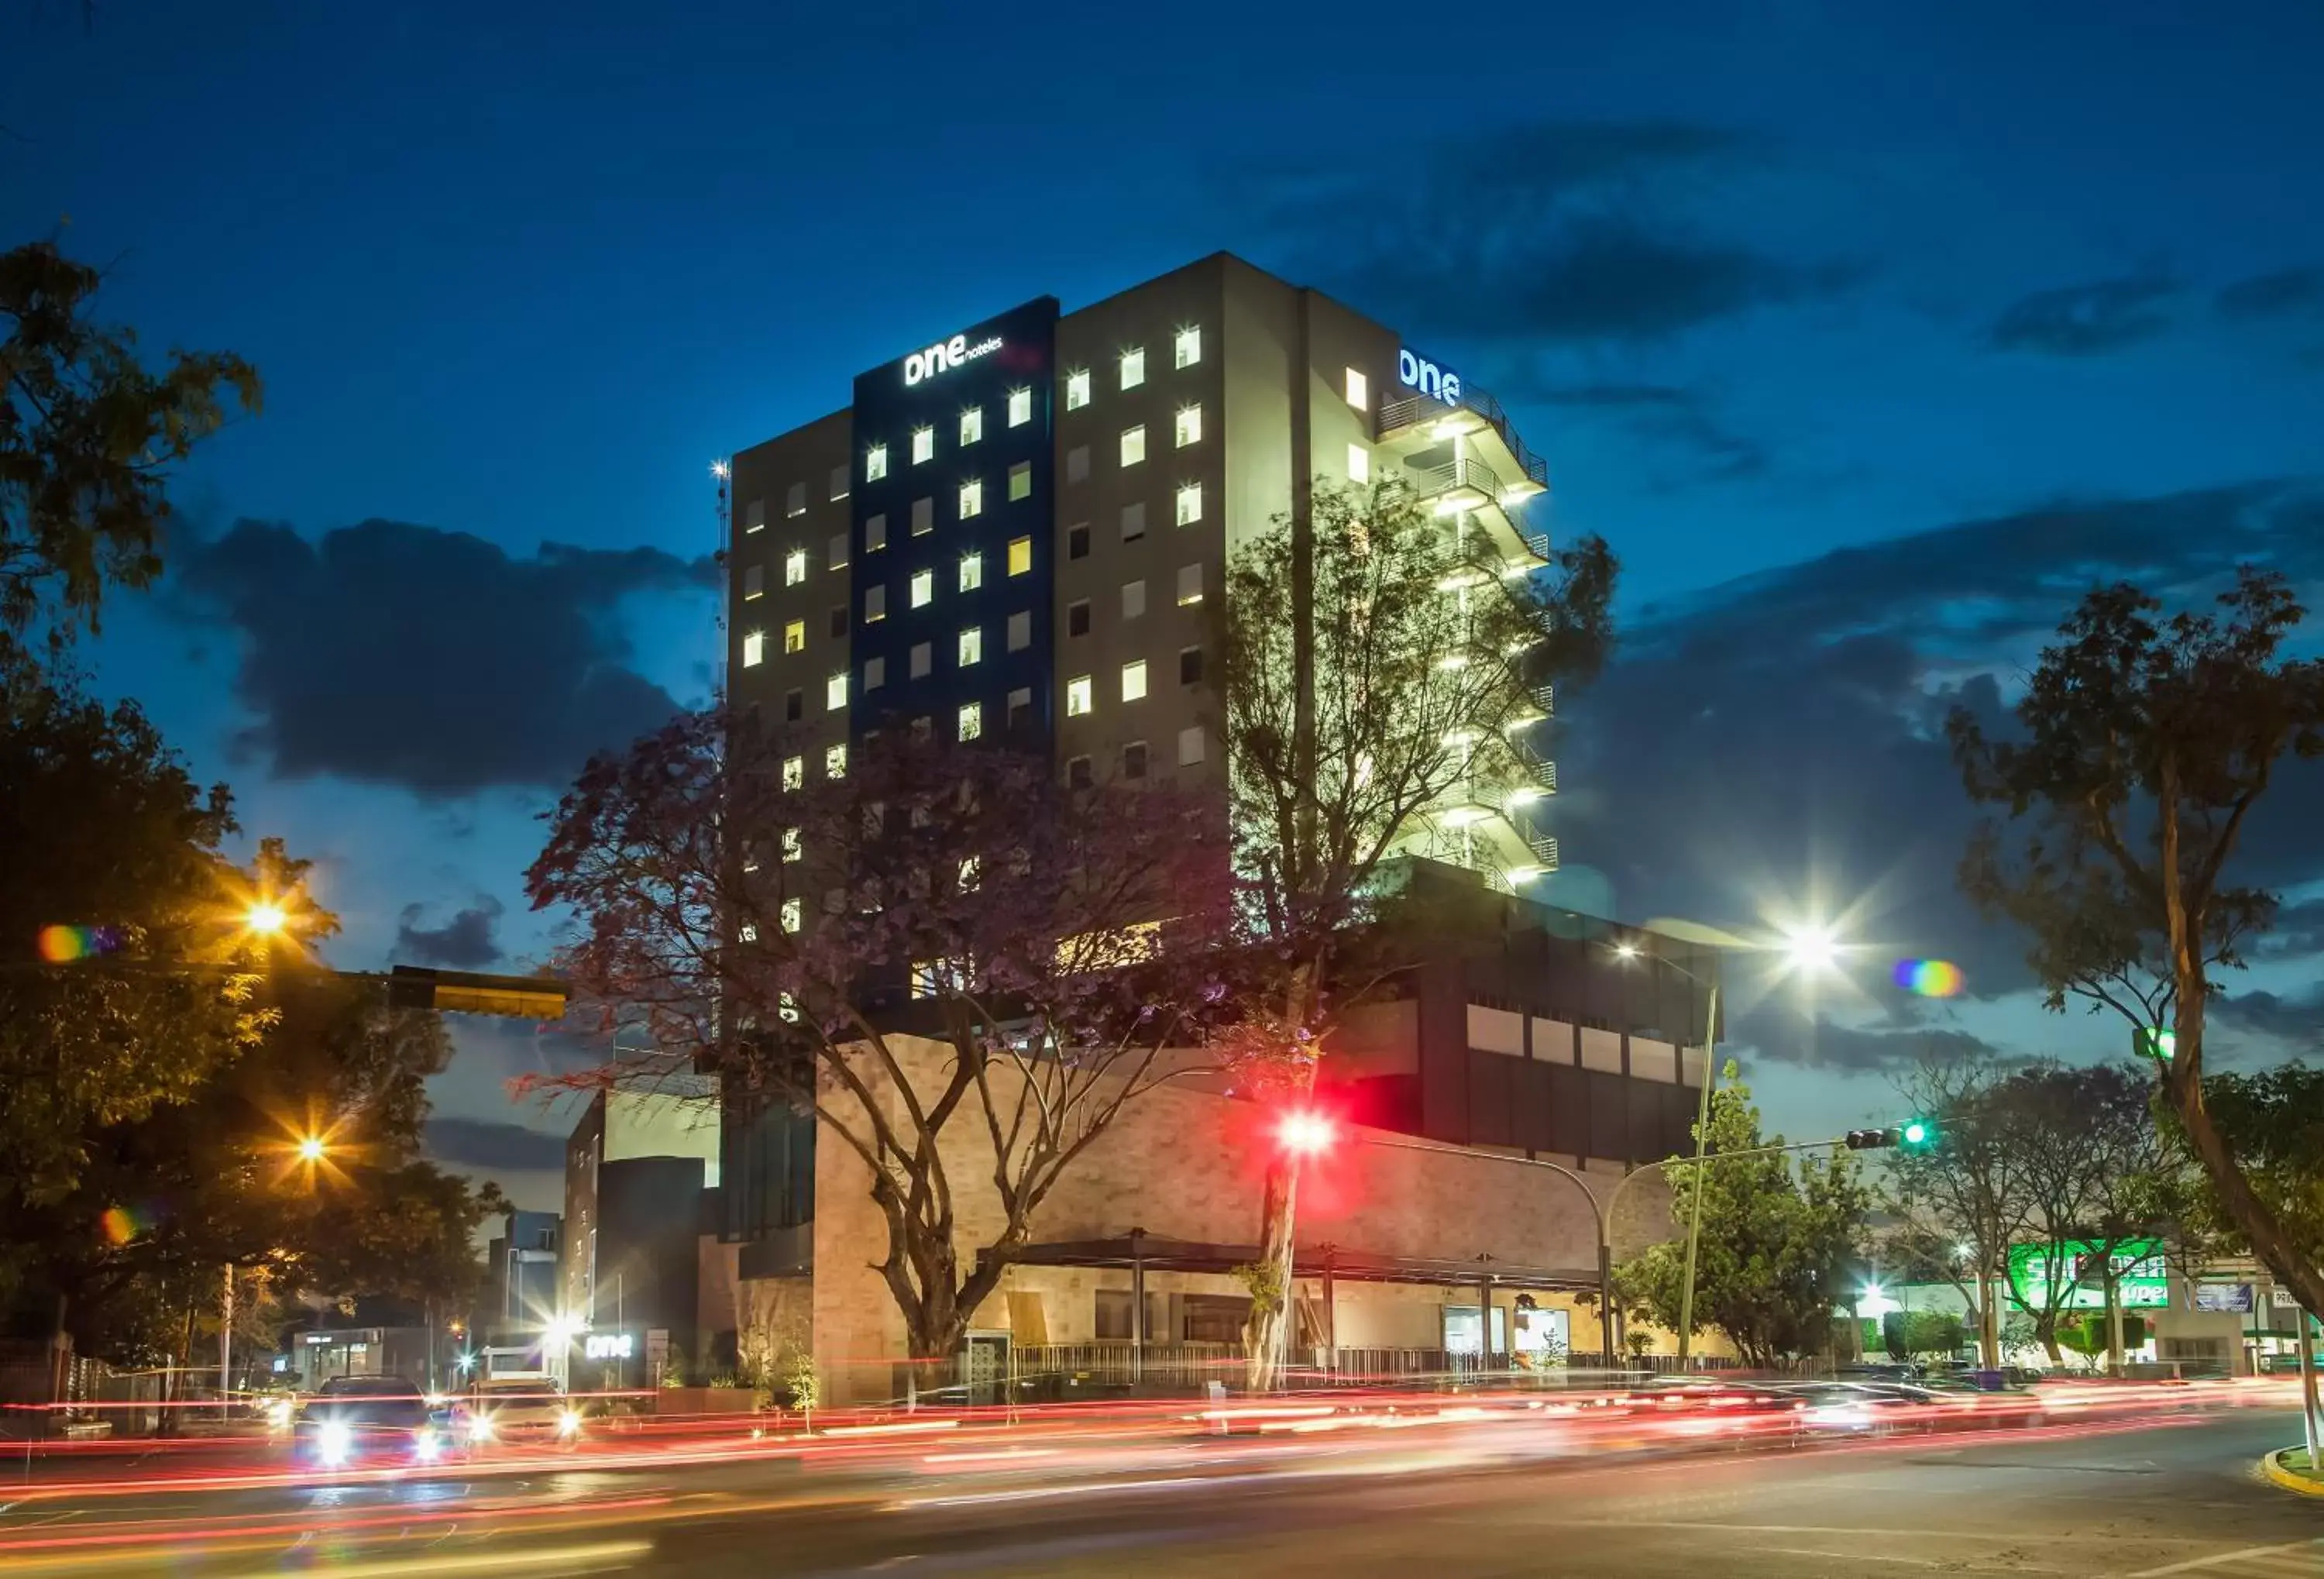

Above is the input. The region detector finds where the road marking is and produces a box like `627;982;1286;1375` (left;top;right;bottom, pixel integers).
2123;1542;2322;1577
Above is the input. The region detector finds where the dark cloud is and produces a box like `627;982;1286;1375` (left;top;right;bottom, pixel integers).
173;519;717;793
423;1116;568;1172
2218;267;2324;320
1548;480;2324;1030
394;896;507;968
1989;275;2178;356
1250;120;1855;346
2210;987;2324;1048
1731;1002;2003;1077
1525;382;1768;485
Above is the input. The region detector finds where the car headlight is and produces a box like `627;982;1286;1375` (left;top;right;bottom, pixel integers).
267;1400;293;1429
317;1419;352;1465
414;1427;441;1461
557;1409;583;1437
468;1414;495;1443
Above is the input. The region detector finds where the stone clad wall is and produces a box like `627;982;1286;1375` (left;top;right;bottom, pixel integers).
801;1035;1688;1401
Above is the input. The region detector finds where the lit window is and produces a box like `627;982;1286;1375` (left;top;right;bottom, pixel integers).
912;497;933;535
1122;659;1147;702
744;500;766;534
1175;325;1201;368
959;552;983;592
1347;442;1370;483
1120;425;1146;467
1121;502;1146;542
827;672;847;710
866;514;888;552
1067;445;1089;483
825;744;847;779
1065;369;1091;410
1177;562;1202;605
865;585;886;623
910;642;931;678
1122;579;1146;618
828;532;849;569
785;549;807;586
780;898;802;935
1178;726;1205;765
830;464;849;501
912;427;934;465
867;443;889;481
743;564;764;600
960;407;983;445
865;655;886;690
1008;536;1033;575
1009;460;1031;501
1176;483;1203;525
1120;347;1145;390
741;631;765;668
782;827;802;863
739;922;758;944
1175;404;1202;446
1345;368;1368;410
1007;611;1031;651
786;481;806;518
910;569;933;608
959;626;982;666
959;478;982;519
784;618;805;653
782;755;803;791
1067;675;1093;716
957;702;982;741
1008;387;1032;427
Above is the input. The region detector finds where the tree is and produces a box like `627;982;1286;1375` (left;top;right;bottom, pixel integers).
2;240;259;654
2148;1065;2324;1288
1949;569;2324;1316
528;712;1234;1371
1882;1309;1966;1364
2001;1064;2164;1366
1616;1068;1867;1366
0;670;273;1227
1880;1058;2033;1368
1219;475;1615;1385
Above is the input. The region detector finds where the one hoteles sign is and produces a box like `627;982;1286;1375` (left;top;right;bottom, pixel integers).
1398;348;1462;404
904;333;1003;386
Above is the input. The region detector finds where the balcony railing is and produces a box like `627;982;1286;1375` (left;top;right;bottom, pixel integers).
1409;454;1504;506
1515;740;1557;793
1377;390;1552;491
1529;834;1561;870
1532;683;1556;717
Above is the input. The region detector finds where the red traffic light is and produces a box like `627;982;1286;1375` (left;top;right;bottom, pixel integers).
1274;1109;1338;1157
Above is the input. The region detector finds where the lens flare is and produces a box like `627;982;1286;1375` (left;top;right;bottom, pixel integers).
38;925;121;962
98;1206;143;1245
1893;958;1965;998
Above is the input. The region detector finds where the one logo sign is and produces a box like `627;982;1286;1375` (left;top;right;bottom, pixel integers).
904;333;1003;387
583;1332;634;1360
1397;348;1462;404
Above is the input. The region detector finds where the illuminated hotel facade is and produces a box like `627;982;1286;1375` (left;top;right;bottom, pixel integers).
722;251;1560;896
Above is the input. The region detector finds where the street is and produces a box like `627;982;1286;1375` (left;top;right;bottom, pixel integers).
1;1400;2313;1576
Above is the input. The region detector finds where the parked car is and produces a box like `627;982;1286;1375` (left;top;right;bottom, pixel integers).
293;1376;445;1468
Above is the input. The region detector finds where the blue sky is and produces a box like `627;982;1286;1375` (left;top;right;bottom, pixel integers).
7;0;2322;1209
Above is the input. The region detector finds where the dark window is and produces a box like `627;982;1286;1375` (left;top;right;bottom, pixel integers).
785;689;803;722
1068;524;1091;560
1095;1289;1161;1341
1122;741;1148;779
1181;1294;1252;1344
1067;755;1093;790
1068;600;1091;637
1008;691;1033;734
829;606;847;638
1179;645;1203;684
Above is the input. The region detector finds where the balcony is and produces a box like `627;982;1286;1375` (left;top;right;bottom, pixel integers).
1378;387;1552;500
1397;442;1552;568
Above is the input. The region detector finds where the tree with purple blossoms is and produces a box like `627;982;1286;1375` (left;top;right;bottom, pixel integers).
526;710;1233;1364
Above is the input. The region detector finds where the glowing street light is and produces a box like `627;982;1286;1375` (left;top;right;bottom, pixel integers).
1780;924;1841;975
245;902;288;936
296;1135;328;1164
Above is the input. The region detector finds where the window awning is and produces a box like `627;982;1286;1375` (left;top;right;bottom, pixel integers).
989;1234;1598;1293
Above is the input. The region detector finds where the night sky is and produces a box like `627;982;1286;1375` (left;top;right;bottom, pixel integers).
7;2;2322;1211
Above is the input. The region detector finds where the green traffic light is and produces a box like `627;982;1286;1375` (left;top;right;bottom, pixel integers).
1901;1120;1929;1145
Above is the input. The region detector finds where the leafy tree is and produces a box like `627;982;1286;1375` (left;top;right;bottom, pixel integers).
1220;476;1615;1385
1949;569;2324;1317
2;239;259;654
2147;1065;2324;1282
1616;1068;1867;1366
528;713;1234;1369
1882;1309;1965;1364
0;671;274;1226
1881;1058;2033;1368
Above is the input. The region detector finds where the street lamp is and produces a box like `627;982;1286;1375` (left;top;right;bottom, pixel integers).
1617;920;1847;1367
245;902;288;936
296;1135;328;1164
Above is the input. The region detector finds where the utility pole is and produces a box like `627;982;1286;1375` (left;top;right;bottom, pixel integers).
218;1264;235;1419
1674;984;1721;1367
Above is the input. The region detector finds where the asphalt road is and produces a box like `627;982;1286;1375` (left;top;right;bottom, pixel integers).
1;1406;2314;1576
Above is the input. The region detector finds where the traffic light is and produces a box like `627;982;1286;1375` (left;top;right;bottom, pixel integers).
1844;1120;1937;1151
2135;1026;2176;1061
1899;1118;1936;1150
1274;1109;1338;1158
1844;1127;1897;1150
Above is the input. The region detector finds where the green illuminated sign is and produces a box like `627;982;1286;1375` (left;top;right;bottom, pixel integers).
2007;1239;2168;1310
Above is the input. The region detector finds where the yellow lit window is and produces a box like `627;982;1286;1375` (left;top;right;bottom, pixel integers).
783;619;805;653
1066;676;1093;716
1008;536;1033;576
